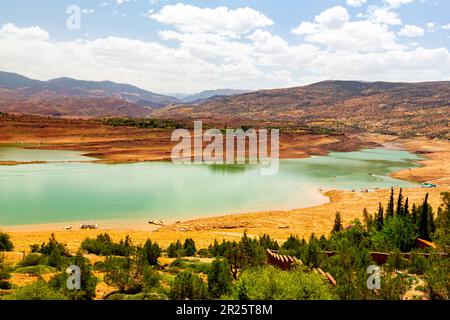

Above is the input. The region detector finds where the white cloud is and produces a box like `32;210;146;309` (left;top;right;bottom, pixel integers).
292;6;401;52
398;25;425;38
443;24;450;30
383;0;415;9
427;22;436;32
366;6;402;25
82;9;95;14
314;6;349;30
346;0;367;7
291;22;317;35
149;4;273;36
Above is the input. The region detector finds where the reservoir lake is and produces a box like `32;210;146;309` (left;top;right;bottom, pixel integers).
0;146;422;226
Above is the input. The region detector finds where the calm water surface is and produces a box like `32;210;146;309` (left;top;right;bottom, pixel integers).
0;146;422;226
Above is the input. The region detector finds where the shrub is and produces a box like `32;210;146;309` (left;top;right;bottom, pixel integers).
183;239;197;257
0;254;12;290
0;232;14;252
30;234;71;268
167;240;183;258
170;270;208;300
81;233;133;256
19;253;47;267
2;281;67;300
14;265;57;276
142;239;161;266
208;258;233;298
229;266;334;300
49;251;98;300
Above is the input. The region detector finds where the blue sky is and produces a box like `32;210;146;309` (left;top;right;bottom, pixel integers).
0;0;449;93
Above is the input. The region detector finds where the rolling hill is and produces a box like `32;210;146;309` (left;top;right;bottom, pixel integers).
0;71;181;109
154;80;450;138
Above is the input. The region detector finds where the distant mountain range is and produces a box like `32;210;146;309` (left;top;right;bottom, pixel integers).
1;71;449;138
178;89;251;104
0;71;248;117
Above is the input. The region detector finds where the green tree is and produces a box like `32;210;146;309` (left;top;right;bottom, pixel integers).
363;208;373;232
419;193;431;240
0;232;14;252
170;270;208;300
372;215;418;252
103;252;146;294
30;234;71;269
183;238;197;257
386;188;395;218
259;234;279;250
375;203;384;231
332;212;343;234
208;258;233;298
282;235;304;251
434;192;450;250
396;188;404;216
0;254;12;289
142;239;161;266
403;197;410;217
426;256;450;300
167;240;183;258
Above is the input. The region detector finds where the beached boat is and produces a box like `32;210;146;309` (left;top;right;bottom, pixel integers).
422;183;437;188
149;220;164;226
80;224;98;230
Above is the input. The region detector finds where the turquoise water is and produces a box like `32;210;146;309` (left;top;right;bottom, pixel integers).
0;147;422;226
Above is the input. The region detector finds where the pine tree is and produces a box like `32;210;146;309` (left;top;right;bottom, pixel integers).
386;188;395;218
208;258;233;298
363;208;373;232
411;203;418;226
396;188;403;216
375;203;384;231
419;193;430;240
332;212;343;234
403;197;410;217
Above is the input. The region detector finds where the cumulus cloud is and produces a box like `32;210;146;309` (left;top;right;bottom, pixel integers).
292;6;401;52
365;5;402;25
346;0;367;7
383;0;415;9
398;25;425;38
443;24;450;30
149;4;273;36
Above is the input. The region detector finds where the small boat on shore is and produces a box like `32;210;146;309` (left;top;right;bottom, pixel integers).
149;220;164;226
422;182;437;188
80;224;98;230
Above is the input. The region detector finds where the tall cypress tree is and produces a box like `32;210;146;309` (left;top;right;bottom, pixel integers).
375;203;384;231
386;188;395;218
403;197;410;217
396;188;403;216
419;193;430;240
332;212;343;234
411;203;418;226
